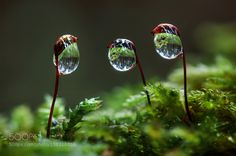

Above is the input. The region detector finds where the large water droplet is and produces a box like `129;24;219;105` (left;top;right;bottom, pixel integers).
152;23;183;59
53;34;80;75
108;38;136;72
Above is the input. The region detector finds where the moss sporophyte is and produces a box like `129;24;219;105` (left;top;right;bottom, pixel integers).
108;38;151;106
47;34;80;138
152;23;192;122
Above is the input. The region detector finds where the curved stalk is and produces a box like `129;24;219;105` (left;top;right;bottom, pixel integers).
134;51;151;106
182;51;192;122
46;55;60;138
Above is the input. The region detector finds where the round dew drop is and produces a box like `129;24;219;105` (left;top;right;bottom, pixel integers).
53;34;80;75
108;38;136;72
152;23;183;59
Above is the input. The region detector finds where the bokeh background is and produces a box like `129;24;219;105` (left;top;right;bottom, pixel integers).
0;0;235;113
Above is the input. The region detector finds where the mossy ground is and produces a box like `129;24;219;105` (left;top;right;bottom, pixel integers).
0;55;235;156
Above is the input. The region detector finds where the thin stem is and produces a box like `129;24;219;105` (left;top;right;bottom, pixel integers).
46;55;60;138
134;51;151;106
182;51;192;122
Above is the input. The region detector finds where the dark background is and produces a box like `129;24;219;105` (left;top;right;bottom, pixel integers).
0;0;235;113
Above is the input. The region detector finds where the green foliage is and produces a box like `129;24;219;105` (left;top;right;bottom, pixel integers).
10;105;34;132
63;98;102;141
1;56;236;155
33;95;66;137
73;80;235;155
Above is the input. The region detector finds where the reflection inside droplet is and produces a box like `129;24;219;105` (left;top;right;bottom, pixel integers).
153;24;183;59
108;38;136;72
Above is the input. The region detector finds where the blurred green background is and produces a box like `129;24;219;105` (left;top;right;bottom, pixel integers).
0;0;235;113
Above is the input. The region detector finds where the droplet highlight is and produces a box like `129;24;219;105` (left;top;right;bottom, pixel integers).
108;38;136;72
152;23;183;59
53;34;80;75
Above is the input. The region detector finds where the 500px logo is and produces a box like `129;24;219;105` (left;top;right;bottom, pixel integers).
7;132;37;142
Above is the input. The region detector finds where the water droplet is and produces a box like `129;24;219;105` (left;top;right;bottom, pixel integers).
108;38;136;72
53;34;80;75
152;23;183;59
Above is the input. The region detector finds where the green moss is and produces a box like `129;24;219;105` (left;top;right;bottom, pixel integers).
63;98;102;141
